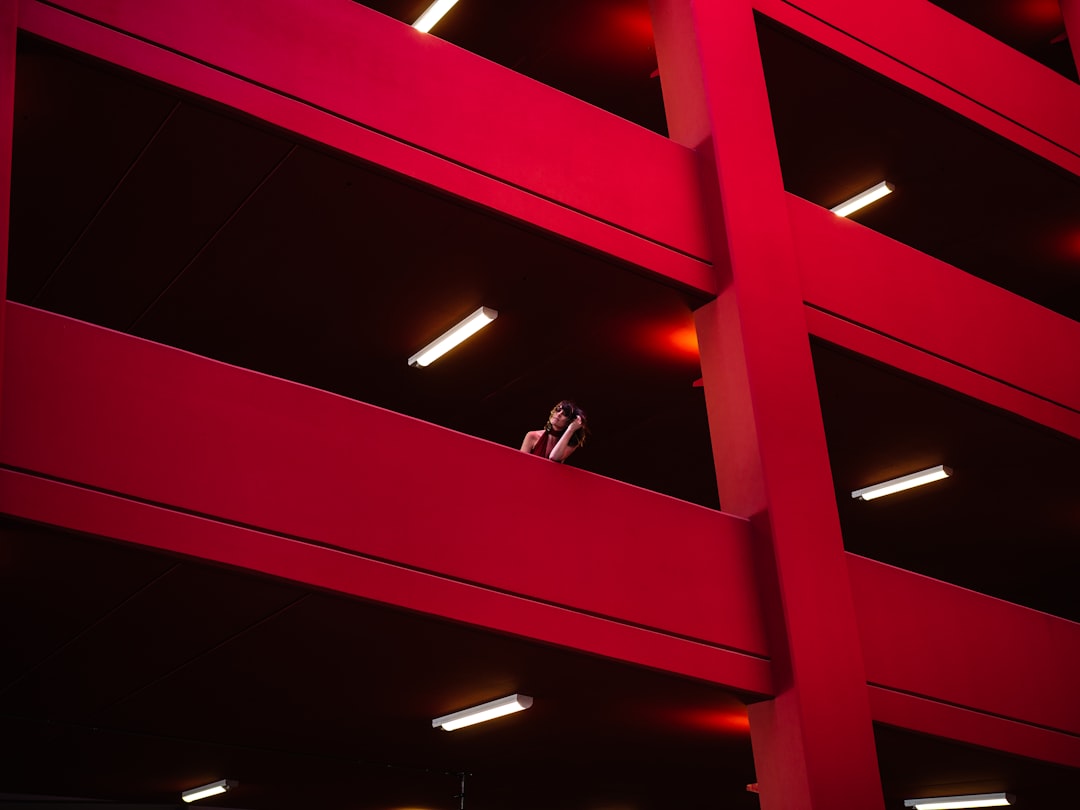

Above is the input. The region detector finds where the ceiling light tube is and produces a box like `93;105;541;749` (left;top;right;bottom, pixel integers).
830;180;894;217
904;793;1015;810
851;464;952;501
433;694;533;731
408;306;497;367
413;0;462;33
181;779;236;803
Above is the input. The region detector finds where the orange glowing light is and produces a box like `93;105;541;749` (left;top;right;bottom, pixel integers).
673;706;751;734
627;318;700;363
667;325;699;357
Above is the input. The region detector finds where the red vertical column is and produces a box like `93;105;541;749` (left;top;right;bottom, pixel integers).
0;0;16;428
650;1;884;808
1062;0;1080;77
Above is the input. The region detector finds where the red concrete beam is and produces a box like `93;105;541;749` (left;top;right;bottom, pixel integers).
755;0;1080;176
790;195;1080;421
0;467;773;696
0;0;14;428
653;0;885;806
850;553;1080;766
0;304;769;683
18;0;716;294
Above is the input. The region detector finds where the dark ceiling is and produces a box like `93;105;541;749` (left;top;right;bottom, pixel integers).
3;1;1079;809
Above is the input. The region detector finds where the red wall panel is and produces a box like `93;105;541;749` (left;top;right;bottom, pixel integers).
790;195;1080;415
0;0;14;427
19;0;715;292
0;304;767;663
0;468;773;696
850;554;1080;742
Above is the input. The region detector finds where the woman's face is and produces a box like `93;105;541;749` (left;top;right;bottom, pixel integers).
549;407;570;429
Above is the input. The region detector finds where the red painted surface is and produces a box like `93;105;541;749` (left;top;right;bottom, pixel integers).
654;1;884;807
851;554;1080;760
746;698;813;810
15;6;708;296
649;0;710;148
19;0;715;292
5;0;1076;802
0;0;15;428
0;468;774;697
790;195;1080;415
0;303;767;660
693;297;765;515
755;0;1080;176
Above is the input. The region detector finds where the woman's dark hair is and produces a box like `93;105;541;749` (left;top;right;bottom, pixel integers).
549;400;589;447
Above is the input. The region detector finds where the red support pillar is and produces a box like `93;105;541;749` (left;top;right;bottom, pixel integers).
1062;0;1080;77
650;1;884;808
0;0;16;428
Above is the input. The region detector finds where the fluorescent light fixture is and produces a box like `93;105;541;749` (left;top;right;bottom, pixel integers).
830;180;894;217
408;306;497;368
851;464;952;501
433;694;533;731
181;779;236;803
904;793;1015;810
413;0;461;33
